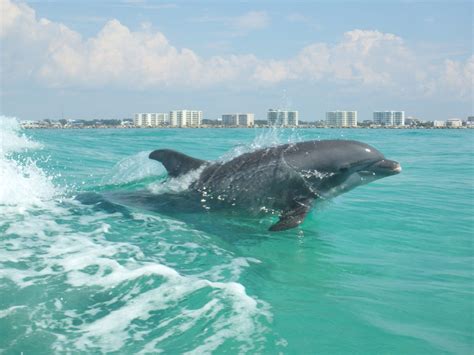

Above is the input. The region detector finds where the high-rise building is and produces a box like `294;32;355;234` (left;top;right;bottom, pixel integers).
222;113;255;127
134;113;169;127
325;111;357;127
373;111;405;126
287;111;298;126
169;110;203;127
267;109;299;126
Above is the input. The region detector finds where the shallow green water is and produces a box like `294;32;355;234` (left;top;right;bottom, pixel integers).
1;121;473;354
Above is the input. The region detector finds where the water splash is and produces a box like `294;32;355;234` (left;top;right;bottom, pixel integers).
0;116;58;212
148;166;206;194
0;116;42;155
104;151;166;185
219;126;303;163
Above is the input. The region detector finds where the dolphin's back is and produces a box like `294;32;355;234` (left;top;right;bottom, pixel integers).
193;144;310;210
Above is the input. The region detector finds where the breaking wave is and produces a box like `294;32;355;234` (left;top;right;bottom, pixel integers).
0;116;58;213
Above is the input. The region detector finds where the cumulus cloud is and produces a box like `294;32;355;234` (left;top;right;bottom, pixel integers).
0;0;471;100
440;55;474;99
253;30;415;87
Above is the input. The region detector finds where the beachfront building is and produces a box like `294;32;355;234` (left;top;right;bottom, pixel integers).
433;120;446;128
467;116;474;128
325;111;358;127
267;109;299;126
169;110;203;127
373;111;405;126
134;113;169;127
446;118;462;128
222;113;255;127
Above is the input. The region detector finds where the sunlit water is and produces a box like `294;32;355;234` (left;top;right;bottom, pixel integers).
1;117;473;354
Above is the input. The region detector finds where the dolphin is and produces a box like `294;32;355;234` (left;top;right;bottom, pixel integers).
149;140;401;231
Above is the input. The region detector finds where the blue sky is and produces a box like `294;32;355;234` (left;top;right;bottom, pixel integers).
1;0;472;121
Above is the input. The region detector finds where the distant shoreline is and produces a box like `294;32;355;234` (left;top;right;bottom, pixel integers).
21;125;472;130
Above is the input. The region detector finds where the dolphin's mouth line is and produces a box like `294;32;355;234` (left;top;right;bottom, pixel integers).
392;165;402;173
366;159;402;176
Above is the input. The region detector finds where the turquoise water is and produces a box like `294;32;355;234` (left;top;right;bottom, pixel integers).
1;119;473;354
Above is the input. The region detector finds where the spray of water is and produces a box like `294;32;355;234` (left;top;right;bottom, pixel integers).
103;151;167;186
218;126;303;163
0;116;59;213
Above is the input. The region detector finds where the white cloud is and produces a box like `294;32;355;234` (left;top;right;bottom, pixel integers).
253;30;415;87
0;0;471;101
441;56;474;99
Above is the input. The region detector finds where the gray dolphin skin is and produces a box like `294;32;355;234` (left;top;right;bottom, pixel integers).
149;140;401;231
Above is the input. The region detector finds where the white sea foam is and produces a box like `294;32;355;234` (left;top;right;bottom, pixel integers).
0;116;42;155
0;156;58;211
1;197;271;353
0;116;58;212
0;305;27;318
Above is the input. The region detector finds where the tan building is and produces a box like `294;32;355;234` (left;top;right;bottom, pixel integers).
134;113;168;127
326;111;357;127
169;110;202;127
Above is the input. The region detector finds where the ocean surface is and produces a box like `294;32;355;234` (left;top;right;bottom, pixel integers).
1;117;473;354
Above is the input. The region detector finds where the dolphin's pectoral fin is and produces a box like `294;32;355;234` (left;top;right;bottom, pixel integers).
269;199;313;232
149;149;207;178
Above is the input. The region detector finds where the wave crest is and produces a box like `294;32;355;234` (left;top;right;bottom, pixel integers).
0;116;58;211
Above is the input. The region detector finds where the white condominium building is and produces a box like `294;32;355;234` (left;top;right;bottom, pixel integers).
267;109;299;126
169;110;202;127
446;118;462;128
373;111;405;126
134;113;169;127
326;111;358;127
222;113;255;127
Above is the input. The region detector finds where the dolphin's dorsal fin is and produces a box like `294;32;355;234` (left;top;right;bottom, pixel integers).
149;149;206;178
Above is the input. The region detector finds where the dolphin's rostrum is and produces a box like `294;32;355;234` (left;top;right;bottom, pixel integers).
149;140;401;231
